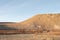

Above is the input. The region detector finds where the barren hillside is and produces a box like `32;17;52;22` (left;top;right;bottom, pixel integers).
0;14;60;34
17;14;60;31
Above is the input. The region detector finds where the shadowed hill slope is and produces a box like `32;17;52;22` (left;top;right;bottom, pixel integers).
0;25;17;30
0;22;17;30
0;22;16;25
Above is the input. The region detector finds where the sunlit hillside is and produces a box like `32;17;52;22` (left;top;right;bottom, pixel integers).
0;14;60;34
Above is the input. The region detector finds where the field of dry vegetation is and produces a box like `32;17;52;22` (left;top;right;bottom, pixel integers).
0;34;60;40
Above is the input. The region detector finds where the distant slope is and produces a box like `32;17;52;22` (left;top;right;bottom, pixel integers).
0;22;16;25
0;22;17;30
0;25;17;30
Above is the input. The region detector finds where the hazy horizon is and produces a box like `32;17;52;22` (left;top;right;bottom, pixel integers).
0;0;60;22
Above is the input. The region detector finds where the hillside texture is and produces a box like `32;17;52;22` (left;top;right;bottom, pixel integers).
0;14;60;34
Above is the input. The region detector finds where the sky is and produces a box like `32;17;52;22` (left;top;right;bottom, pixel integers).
0;0;60;22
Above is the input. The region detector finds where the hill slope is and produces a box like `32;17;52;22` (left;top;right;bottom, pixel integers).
17;14;60;31
0;14;60;34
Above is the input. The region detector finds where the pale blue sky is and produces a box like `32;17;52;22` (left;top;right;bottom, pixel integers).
0;0;60;22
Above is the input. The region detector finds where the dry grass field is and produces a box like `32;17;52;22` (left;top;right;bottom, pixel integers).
0;34;60;40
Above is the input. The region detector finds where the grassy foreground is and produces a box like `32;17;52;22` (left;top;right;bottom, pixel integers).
0;34;60;40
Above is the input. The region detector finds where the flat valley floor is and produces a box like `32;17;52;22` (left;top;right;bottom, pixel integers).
0;34;60;40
